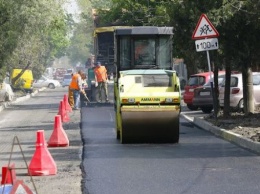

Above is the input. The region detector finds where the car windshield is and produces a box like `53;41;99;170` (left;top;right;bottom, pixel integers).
221;76;238;87
142;74;172;87
187;76;205;86
253;74;260;85
204;76;225;86
40;76;47;81
64;75;71;79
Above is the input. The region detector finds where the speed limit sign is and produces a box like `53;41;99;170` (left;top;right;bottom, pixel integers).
195;38;219;52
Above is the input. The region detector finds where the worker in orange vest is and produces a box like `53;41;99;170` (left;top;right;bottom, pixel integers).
69;70;84;110
94;61;109;102
68;73;74;107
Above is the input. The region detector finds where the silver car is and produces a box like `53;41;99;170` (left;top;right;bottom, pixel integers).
219;73;260;111
62;74;72;87
33;75;61;89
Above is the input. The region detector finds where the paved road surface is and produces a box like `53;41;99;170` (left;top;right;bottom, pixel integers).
81;105;260;194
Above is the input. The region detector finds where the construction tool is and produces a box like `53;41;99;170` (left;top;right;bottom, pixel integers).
82;91;90;102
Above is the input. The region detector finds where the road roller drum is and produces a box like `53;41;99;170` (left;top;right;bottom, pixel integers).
120;105;180;143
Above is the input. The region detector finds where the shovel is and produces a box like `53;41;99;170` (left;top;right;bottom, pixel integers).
82;91;90;102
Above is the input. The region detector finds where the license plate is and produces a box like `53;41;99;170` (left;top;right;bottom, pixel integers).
189;89;194;92
200;91;210;96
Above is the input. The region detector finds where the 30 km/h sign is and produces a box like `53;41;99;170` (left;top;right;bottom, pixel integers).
195;38;218;52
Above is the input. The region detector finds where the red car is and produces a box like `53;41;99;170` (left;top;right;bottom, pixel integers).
183;71;226;110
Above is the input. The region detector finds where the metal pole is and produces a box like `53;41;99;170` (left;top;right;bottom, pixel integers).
206;50;217;119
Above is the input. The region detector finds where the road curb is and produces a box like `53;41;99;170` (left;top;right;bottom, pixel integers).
182;114;260;154
0;87;46;112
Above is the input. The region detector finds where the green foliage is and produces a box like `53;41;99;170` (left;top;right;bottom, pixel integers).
66;22;92;66
98;0;260;74
0;0;70;82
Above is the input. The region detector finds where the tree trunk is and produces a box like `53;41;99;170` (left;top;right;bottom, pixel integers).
242;62;254;114
223;58;231;118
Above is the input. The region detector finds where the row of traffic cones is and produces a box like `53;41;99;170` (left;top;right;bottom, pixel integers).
0;94;74;189
28;94;72;176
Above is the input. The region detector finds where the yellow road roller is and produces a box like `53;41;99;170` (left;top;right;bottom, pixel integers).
113;26;181;143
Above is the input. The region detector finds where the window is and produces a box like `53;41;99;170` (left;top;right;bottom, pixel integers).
188;76;205;86
204;76;225;86
134;39;155;66
221;77;238;87
64;75;71;79
143;74;172;87
118;36;172;70
253;74;260;85
119;37;131;69
157;37;171;69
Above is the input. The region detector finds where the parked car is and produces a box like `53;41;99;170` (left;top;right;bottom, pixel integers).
192;75;225;113
183;71;226;110
62;74;72;87
0;78;15;102
11;69;34;93
33;76;61;89
219;72;260;111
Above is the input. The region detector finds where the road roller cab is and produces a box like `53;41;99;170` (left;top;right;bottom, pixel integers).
114;26;181;143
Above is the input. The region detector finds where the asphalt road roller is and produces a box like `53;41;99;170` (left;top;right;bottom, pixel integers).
113;26;181;143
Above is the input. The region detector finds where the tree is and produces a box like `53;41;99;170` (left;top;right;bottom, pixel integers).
100;0;260;116
66;22;93;66
0;0;70;81
218;0;260;115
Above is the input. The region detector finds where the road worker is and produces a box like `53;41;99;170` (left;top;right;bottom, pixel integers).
68;73;74;107
94;61;109;102
69;70;84;110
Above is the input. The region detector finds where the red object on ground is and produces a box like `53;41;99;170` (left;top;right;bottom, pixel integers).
1;163;16;185
28;130;57;176
58;100;70;123
9;180;34;194
48;115;69;147
63;94;72;112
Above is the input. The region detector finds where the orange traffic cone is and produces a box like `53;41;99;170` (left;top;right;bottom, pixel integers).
1;163;16;185
48;115;69;147
58;100;70;123
63;94;72;113
28;130;57;176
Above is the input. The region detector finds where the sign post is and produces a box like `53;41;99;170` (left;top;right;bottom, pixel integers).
192;14;219;118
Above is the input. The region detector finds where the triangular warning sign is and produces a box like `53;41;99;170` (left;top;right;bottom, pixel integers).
192;14;219;40
10;180;34;194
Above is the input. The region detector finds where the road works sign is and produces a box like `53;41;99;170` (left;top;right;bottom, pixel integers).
195;38;219;52
192;14;219;40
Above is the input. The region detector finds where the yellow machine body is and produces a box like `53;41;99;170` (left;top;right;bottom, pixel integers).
115;69;181;143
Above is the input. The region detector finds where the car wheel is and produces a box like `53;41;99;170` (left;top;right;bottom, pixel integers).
201;106;213;113
238;99;244;112
187;104;199;111
48;83;55;89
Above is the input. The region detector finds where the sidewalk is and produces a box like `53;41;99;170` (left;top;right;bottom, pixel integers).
182;114;260;155
0;88;82;194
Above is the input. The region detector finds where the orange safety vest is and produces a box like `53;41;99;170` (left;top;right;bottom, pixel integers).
69;73;80;90
94;66;107;82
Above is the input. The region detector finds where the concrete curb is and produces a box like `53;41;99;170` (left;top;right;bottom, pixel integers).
182;114;260;154
0;87;46;112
